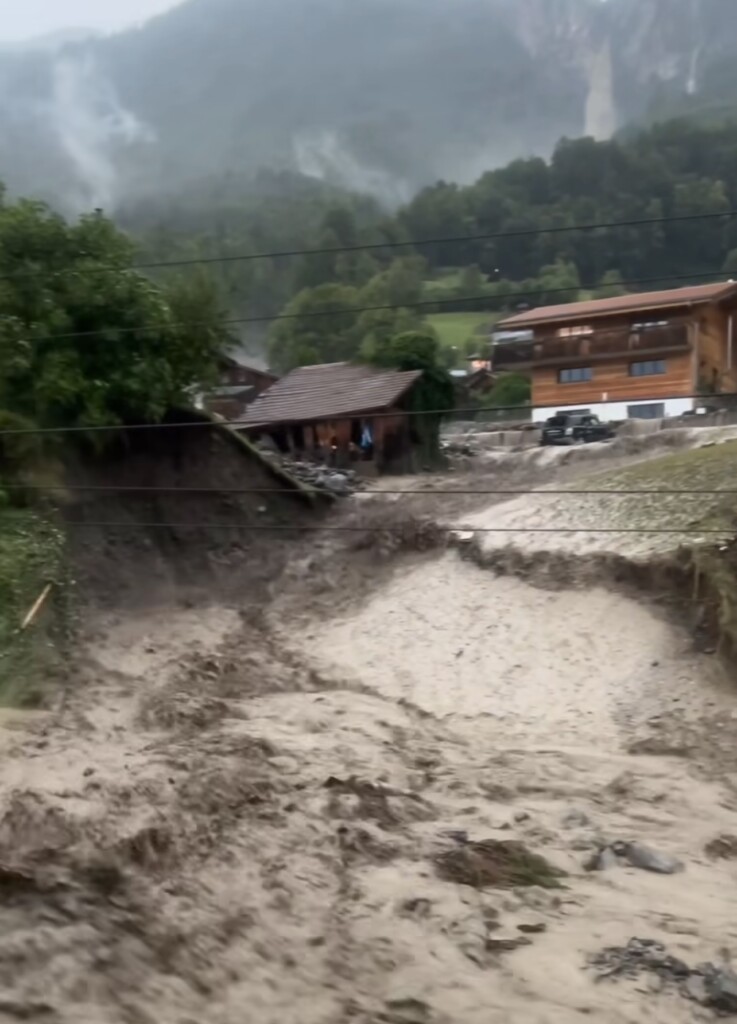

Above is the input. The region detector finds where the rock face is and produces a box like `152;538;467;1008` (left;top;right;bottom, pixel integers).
0;0;735;209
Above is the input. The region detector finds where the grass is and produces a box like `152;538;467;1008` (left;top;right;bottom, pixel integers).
426;312;496;354
577;440;737;536
0;509;66;706
574;440;737;660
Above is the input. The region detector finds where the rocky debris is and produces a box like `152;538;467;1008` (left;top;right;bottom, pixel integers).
517;922;547;934
260;452;365;496
589;938;737;1013
440;439;481;459
324;776;434;829
705;834;737;860
562;809;590;829
377;996;443;1024
0;863;42;893
584;846;619;871
589;938;689;983
700;967;737;1013
622;841;684;874
435;839;565;890
486;934;533;952
583;841;683;875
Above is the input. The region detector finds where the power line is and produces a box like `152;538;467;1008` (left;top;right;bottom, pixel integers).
60;521;736;535
10;268;731;346
0;388;734;437
5;483;737;497
7;209;733;280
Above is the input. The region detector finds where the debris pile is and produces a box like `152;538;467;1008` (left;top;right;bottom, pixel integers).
259;451;364;495
589;938;737;1014
584;840;683;875
440;439;481;459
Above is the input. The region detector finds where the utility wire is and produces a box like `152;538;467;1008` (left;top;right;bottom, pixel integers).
60;521;736;535
5;483;737;497
0;387;734;437
8;268;731;346
5;209;734;280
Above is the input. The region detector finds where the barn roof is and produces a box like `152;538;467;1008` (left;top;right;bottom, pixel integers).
242;362;422;427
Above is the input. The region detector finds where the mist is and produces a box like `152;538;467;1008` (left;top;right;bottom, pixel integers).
294;131;412;209
48;55;154;213
0;0;734;216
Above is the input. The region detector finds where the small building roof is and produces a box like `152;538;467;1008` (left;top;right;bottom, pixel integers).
208;385;256;398
496;281;737;330
219;354;278;379
242;362;423;427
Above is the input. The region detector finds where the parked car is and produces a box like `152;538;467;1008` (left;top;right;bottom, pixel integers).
540;413;615;446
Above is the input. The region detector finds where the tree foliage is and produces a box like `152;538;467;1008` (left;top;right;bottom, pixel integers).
267;257;427;372
481;373;531;410
399;120;737;293
0;196;230;434
363;330;454;464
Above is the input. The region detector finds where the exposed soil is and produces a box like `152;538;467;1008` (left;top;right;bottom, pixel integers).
0;427;736;1022
60;414;325;611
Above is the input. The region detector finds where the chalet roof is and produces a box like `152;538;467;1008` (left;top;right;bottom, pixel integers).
496;281;737;330
242;362;423;427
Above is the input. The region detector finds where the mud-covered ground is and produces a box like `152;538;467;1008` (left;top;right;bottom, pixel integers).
1;429;737;1023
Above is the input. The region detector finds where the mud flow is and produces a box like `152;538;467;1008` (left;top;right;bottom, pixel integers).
1;427;737;1023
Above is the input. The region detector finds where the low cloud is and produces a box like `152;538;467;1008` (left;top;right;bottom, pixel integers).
294;129;411;208
49;54;154;212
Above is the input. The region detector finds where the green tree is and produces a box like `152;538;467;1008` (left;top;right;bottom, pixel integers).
268;257;428;372
362;330;454;464
481;373;531;409
724;248;737;276
594;269;628;298
535;258;581;305
0;199;230;432
457;264;485;297
268;283;361;371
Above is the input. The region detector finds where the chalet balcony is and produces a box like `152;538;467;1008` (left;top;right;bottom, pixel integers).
492;322;691;370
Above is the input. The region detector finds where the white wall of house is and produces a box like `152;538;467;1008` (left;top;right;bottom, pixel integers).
533;397;695;422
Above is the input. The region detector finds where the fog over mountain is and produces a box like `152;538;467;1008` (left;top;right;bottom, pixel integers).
1;0;735;212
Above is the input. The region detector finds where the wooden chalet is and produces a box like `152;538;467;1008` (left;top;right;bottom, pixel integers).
493;281;737;420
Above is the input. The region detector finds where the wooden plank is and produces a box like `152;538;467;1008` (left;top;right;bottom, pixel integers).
20;585;53;632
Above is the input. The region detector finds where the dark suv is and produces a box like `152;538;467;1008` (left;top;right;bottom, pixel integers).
541;413;615;446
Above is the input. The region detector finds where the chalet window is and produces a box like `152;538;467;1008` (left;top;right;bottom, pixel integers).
631;320;668;331
557;325;594;338
629;360;666;377
627;403;666;420
558;367;593;384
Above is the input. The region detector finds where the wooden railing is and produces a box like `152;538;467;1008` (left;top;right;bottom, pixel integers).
493;322;691;370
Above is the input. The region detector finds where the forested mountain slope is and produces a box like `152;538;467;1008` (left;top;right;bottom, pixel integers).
1;0;736;212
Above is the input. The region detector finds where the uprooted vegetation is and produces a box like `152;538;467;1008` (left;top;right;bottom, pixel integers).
435;840;566;890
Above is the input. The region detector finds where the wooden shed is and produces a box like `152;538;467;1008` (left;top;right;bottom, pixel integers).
240;362;424;474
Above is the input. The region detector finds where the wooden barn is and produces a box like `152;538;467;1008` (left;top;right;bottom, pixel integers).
492;281;737;421
241;361;424;473
201;357;278;421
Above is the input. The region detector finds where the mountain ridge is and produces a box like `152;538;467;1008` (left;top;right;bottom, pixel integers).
0;0;735;213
